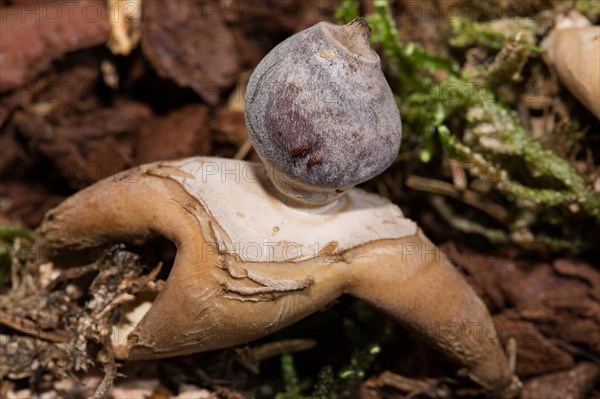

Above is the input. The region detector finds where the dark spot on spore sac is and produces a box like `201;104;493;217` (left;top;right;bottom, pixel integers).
291;146;309;158
265;84;318;164
306;154;323;170
347;60;358;73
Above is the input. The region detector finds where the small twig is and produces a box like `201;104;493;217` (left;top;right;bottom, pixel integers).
366;370;452;398
233;138;253;160
507;337;517;373
383;173;404;198
0;312;69;343
549;336;600;364
406;175;511;223
431;196;509;243
431;196;580;251
253;339;317;361
376;177;390;199
46;263;100;291
88;350;117;399
235;339;317;375
95;293;135;320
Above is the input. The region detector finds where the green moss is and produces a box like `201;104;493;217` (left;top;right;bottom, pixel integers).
450;18;507;49
273;307;385;399
337;0;600;253
334;0;360;23
274;339;382;398
575;0;600;20
0;224;35;287
275;354;310;399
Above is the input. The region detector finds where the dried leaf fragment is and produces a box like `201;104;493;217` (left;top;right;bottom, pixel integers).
141;0;239;105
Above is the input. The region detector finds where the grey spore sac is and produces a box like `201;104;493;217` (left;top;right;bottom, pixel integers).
245;18;402;194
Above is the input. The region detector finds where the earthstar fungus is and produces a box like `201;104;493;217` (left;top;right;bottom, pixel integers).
38;19;521;398
541;12;600;119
